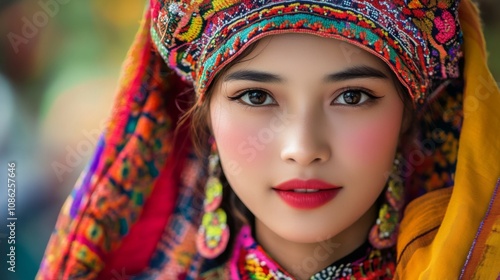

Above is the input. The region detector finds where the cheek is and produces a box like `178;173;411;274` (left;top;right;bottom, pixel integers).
335;110;402;170
210;105;270;176
350;121;399;162
334;113;402;198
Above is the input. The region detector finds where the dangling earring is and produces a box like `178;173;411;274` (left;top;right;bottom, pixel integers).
369;153;404;249
196;138;230;259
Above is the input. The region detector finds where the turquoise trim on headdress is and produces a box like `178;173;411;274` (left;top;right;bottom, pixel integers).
198;13;415;102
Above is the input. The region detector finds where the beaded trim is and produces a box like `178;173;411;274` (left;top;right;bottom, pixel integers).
229;226;395;280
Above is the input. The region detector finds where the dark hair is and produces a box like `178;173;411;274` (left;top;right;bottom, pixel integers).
176;43;260;262
177;42;260;157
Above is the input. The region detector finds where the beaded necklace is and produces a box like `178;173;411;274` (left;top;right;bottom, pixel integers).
228;226;395;280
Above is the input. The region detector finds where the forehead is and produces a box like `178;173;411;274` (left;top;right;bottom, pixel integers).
224;33;390;75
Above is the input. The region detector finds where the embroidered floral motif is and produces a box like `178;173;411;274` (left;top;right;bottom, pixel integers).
434;10;457;44
394;0;462;80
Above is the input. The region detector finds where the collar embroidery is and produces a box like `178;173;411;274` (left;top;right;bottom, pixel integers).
229;226;395;279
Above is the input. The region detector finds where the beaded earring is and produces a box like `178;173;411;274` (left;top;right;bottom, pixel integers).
369;153;404;249
196;139;230;259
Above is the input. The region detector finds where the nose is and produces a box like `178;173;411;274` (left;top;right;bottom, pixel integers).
280;112;331;166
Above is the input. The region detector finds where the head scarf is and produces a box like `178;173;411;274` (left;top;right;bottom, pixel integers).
37;0;500;279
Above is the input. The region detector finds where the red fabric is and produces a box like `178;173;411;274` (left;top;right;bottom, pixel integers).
97;75;193;279
97;137;190;278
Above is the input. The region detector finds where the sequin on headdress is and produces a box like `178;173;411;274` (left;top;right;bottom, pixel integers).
151;0;463;106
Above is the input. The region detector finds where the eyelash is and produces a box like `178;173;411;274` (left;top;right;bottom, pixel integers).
332;88;382;107
227;89;277;107
227;88;382;107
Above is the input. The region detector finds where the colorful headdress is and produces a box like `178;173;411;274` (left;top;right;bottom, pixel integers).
37;0;500;279
151;0;463;105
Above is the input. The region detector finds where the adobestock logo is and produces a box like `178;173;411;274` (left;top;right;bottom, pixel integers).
51;119;108;183
7;0;72;54
218;105;296;178
290;236;341;279
237;105;296;163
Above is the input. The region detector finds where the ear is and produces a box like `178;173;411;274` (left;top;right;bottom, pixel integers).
398;104;416;152
205;103;214;134
401;107;412;134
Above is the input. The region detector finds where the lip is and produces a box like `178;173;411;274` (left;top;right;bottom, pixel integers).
272;179;342;209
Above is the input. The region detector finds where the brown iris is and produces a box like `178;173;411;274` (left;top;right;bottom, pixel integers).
342;91;362;104
248;91;267;105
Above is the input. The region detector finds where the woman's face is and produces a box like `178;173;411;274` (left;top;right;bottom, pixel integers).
209;33;404;244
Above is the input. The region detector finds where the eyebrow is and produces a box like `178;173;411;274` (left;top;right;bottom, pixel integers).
323;66;389;82
222;65;389;83
223;70;283;83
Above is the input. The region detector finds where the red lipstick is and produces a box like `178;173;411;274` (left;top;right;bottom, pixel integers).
273;179;342;209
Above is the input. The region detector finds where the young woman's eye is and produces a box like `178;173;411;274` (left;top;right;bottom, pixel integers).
229;89;276;106
333;89;377;106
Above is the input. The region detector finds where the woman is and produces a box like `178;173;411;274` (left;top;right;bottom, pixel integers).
38;0;500;279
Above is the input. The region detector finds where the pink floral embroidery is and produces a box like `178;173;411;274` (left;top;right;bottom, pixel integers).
434;10;456;44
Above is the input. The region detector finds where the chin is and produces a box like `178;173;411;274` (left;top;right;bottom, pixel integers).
270;220;344;244
283;232;338;245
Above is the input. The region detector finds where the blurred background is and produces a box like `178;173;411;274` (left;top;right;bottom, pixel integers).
0;0;498;279
0;1;143;279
